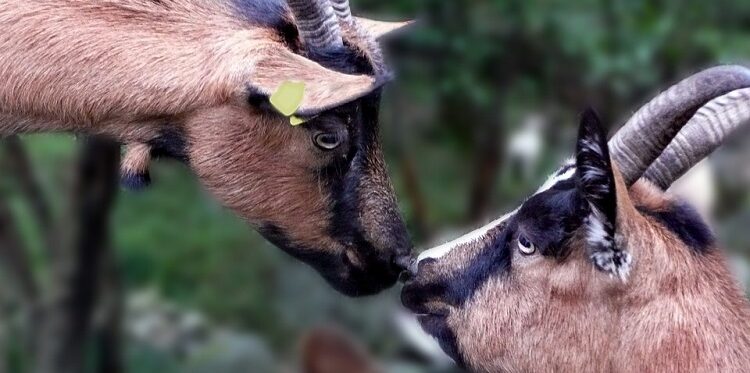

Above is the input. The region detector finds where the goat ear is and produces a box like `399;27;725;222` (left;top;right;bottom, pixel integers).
354;17;415;40
251;47;381;117
576;108;632;280
300;327;377;373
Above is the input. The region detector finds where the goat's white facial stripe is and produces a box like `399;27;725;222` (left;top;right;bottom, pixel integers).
417;209;518;263
416;162;578;264
537;159;576;193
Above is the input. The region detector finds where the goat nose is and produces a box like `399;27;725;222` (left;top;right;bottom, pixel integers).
393;253;414;270
394;254;417;283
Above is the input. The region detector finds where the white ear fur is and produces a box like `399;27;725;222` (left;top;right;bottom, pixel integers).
576;109;631;280
586;209;632;281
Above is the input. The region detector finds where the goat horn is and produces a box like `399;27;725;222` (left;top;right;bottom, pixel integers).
328;0;388;76
643;87;750;189
329;0;354;25
609;65;750;186
287;0;344;51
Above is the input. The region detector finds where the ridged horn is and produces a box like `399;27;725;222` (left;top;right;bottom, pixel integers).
609;65;750;186
643;87;750;189
328;0;388;76
329;0;354;25
287;0;344;51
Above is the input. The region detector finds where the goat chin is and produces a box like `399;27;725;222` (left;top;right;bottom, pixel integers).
393;310;454;367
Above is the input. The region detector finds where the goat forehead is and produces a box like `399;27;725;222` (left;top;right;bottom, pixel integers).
417;209;518;263
417;162;577;264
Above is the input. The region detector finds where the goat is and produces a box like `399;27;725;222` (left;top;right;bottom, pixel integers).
402;66;750;371
0;0;414;296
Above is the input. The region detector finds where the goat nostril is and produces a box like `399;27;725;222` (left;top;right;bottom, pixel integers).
398;270;413;283
417;257;437;270
394;254;418;285
393;254;416;272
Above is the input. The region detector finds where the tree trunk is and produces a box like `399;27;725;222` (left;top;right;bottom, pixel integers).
35;137;120;373
93;245;124;373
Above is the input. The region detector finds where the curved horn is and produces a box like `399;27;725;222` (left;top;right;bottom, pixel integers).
329;0;354;25
287;0;344;51
609;65;750;186
643;87;750;189
328;0;388;76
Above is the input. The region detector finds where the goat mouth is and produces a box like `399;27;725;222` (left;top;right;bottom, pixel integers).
414;309;449;319
401;282;451;317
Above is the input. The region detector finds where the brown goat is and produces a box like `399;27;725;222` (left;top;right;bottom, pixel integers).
402;67;750;371
0;0;414;296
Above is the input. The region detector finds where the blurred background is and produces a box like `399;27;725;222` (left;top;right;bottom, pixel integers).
2;0;750;372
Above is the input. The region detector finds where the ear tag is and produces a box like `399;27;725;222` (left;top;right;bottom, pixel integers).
289;115;307;126
270;80;307;125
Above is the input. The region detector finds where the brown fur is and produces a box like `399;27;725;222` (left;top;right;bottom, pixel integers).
410;167;750;372
186;105;335;247
0;0;413;295
121;142;152;177
0;0;403;126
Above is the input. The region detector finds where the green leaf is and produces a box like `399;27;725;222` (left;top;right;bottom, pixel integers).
269;81;306;116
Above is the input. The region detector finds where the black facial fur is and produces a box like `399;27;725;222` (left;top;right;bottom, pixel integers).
516;179;586;260
323;93;408;293
258;222;342;271
251;94;405;297
401;224;513;367
402;222;513;314
410;178;585;309
637;201;715;254
421;315;465;368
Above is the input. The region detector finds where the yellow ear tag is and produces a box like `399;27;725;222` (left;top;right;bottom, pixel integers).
289;115;307;126
270;80;306;117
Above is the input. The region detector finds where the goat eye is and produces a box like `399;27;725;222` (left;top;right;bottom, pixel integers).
313;132;342;150
517;235;536;255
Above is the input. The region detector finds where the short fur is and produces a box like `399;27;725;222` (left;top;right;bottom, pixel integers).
0;0;413;296
403;113;750;371
637;200;715;253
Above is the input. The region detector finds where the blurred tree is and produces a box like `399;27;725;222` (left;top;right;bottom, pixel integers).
0;136;121;373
